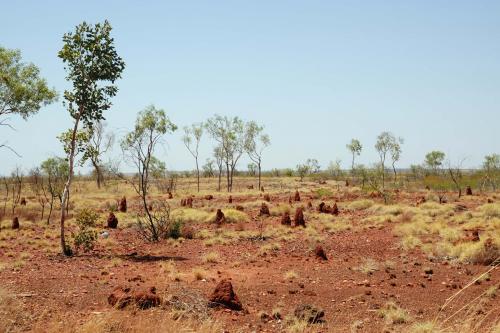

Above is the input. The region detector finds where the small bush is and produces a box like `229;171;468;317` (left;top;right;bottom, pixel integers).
73;208;99;252
355;258;379;275
378;301;411;325
167;220;183;239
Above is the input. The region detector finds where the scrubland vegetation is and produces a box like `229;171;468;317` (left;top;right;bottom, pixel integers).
1;18;499;333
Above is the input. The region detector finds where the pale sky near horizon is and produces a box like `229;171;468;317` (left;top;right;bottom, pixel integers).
1;0;499;175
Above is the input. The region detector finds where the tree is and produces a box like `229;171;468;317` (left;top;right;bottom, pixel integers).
9;167;23;216
182;123;203;192
244;121;270;190
296;163;310;182
306;158;321;174
481;154;500;191
205;115;245;192
202;158;215;178
120;105;177;242
86;121;114;188
447;158;466;198
346;139;362;173
247;163;257;177
0;46;57;154
57;20;125;255
213;146;224;191
28;167;49;221
41;157;69;224
425;151;445;173
375;131;398;189
389;137;404;182
327;159;343;180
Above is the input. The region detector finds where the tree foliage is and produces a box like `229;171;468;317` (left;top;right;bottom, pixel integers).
0;46;57;153
58;20;125;255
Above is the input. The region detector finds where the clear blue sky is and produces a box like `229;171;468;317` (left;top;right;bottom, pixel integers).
1;1;499;175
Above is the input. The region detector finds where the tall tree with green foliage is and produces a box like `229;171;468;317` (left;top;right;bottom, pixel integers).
182;123;203;192
0;46;57;154
41;157;69;224
244;121;270;190
424;151;446;173
346;139;362;173
389;136;404;182
57;20;125;255
375;131;398;190
205;115;245;192
482;153;500;190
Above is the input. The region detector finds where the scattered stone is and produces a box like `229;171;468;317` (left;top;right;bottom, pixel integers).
314;245;328;260
107;212;118;228
12;217;19;229
281;212;292;226
208;279;242;311
294;304;325;324
424;267;433;275
294;207;305;227
259;203;270;216
214;209;225;225
294;190;301;202
119;197;127;212
100;231;110;239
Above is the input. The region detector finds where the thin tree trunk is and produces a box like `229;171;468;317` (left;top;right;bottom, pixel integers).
60;115;80;255
217;169;222;192
258;164;261;190
40;203;45;221
392;163;397;182
47;198;54;224
196;158;200;192
226;163;231;192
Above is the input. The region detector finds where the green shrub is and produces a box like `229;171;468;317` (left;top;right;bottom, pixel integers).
73;208;99;252
167;219;183;239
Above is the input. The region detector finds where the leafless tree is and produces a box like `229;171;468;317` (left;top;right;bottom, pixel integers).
85;121;114;188
28;167;49;221
10;167;23;215
447;158;466;198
